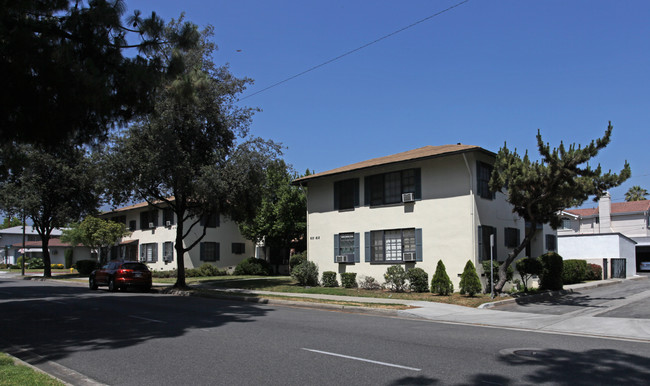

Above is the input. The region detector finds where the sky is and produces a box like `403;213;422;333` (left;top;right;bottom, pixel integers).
126;0;650;207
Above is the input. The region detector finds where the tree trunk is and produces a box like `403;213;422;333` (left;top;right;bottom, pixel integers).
174;207;187;289
41;236;52;278
493;226;537;294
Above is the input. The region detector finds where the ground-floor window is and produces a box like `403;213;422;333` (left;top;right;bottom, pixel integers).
200;242;220;261
140;243;158;263
545;234;557;252
366;228;419;262
334;232;359;263
232;242;246;254
163;241;174;262
478;225;497;260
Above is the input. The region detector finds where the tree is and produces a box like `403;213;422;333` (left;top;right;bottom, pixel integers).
61;216;131;263
430;260;453;295
0;0;198;150
625;186;648;202
489;122;630;294
103;22;278;288
238;160;307;258
515;257;542;292
0;217;22;229
0;146;99;277
459;260;482;296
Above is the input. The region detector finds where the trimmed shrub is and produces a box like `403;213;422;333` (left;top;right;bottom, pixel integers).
233;257;272;276
538;252;564;291
459;260;482;296
291;260;319;286
152;270;177;278
0;264;8;269
359;275;381;290
185;268;202;277
322;271;338;287
515;257;542;291
406;267;429;293
586;263;602;281
27;257;44;269
199;263;225;277
481;260;513;294
431;260;454;295
384;265;407;292
289;251;307;271
64;249;73;269
563;259;588;285
340;272;357;288
75;260;98;275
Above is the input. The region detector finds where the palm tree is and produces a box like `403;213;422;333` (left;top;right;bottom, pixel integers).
625;186;648;201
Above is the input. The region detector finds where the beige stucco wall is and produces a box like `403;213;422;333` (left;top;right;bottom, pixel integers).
305;151;553;290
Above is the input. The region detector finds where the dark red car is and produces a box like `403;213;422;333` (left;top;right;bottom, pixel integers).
89;260;152;292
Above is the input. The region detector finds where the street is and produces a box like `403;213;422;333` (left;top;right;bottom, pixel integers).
1;276;649;385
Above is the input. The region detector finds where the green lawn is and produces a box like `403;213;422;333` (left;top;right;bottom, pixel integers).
0;353;63;386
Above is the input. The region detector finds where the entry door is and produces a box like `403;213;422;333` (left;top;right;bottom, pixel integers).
611;258;626;279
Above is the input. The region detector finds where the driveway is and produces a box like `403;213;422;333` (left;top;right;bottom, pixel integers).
490;276;650;319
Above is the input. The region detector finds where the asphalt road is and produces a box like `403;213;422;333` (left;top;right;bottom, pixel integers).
1;276;649;385
491;275;650;319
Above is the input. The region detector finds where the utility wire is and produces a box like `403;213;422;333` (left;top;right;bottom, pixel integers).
239;0;470;100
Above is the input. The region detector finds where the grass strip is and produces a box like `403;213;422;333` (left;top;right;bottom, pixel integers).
0;353;64;386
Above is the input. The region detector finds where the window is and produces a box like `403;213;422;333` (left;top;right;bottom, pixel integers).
561;217;572;230
163;208;175;226
546;234;557;252
200;242;219;261
334;178;359;210
478;225;497;260
163;242;173;262
110;215;126;225
128;220;136;231
232;242;246;254
477;161;495;200
334;233;359;263
364;168;421;206
504;227;520;248
140;209;158;229
140;243;158;263
365;228;421;262
200;213;219;228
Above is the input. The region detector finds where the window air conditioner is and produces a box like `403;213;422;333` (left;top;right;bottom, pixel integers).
166;221;171;227
402;193;415;203
402;252;416;261
148;222;155;229
335;255;351;263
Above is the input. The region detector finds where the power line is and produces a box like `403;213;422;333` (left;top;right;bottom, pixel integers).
239;0;470;101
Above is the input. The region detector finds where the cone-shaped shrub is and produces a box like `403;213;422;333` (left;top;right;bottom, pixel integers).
459;260;482;296
431;260;454;295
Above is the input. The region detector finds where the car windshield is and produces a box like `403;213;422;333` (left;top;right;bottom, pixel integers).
122;263;148;271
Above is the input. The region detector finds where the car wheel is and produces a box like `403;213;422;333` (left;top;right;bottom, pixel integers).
108;277;117;292
89;276;98;290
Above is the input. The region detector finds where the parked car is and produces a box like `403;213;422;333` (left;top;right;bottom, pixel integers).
640;261;650;271
89;260;152;292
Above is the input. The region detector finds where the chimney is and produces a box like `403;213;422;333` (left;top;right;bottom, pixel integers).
598;192;612;232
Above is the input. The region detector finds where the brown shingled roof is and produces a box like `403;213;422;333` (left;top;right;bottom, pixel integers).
293;144;491;184
565;200;650;217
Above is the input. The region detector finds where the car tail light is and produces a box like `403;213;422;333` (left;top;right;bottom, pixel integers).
118;269;132;275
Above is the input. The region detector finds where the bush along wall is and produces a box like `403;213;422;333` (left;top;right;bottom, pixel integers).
562;259;588;285
322;271;338;287
340;272;357;288
538;252;564;291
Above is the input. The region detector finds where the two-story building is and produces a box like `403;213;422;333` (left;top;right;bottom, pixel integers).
293;145;556;290
101;201;254;272
558;193;648;276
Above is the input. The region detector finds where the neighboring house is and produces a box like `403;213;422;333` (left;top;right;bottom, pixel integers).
0;226;63;265
9;238;93;266
100;201;254;272
558;193;649;276
293;145;556;290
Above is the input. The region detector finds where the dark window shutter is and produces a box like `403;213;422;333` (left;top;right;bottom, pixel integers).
364;176;371;206
414;168;422;200
354;233;360;263
415;228;423;261
478;226;483;260
200;242;205;261
364;232;371;262
215;243;220;260
140;245;145;262
334;234;339;262
152;243;158;262
333;182;340;210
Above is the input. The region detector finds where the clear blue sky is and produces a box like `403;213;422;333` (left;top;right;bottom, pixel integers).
127;0;649;206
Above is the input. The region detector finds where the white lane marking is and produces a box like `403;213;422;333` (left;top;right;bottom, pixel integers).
302;348;421;371
129;315;165;323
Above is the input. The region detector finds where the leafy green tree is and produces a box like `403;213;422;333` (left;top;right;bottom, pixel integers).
459;260;482;296
515;257;542;291
0;217;22;229
103;22;278;288
0;146;99;277
61;216;131;263
489;122;630;294
431;260;454;295
625;186;648;202
0;0;198;150
238;160;307;258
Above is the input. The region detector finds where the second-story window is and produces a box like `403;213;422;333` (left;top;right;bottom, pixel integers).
140;209;158;230
477;161;495;200
334;178;359;210
364;168;420;206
